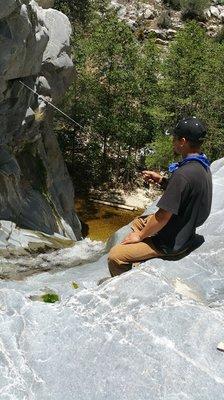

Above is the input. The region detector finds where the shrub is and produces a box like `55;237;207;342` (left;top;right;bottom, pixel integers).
180;0;210;21
162;0;181;10
42;293;60;303
157;11;172;29
215;26;224;43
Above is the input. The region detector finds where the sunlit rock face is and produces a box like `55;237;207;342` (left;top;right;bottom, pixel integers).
0;0;81;241
0;159;224;399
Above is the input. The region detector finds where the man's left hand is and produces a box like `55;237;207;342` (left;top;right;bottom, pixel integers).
121;232;141;245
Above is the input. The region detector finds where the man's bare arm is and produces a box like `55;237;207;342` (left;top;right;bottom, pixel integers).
121;209;172;245
138;209;172;240
142;170;162;184
142;171;169;190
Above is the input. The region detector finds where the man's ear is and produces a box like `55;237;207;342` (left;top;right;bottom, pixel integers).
179;137;187;147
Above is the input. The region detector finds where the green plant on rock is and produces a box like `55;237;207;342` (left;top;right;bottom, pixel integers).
42;293;60;303
72;281;79;289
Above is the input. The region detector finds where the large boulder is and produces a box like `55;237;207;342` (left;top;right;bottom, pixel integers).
37;6;74;101
0;1;82;242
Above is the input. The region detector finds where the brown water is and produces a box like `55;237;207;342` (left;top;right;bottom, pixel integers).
75;198;143;242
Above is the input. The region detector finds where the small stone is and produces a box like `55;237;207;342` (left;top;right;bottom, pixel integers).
207;24;218;32
144;9;154;20
155;38;168;46
210;6;220;18
219;11;224;21
117;6;126;19
217;5;224;12
126;19;136;29
204;9;211;18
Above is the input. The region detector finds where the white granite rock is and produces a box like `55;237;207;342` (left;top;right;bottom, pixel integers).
219;10;224;21
0;159;224;399
204;8;212;18
0;219;78;256
144;8;154;19
117;5;126;19
37;6;74;101
210;5;220;18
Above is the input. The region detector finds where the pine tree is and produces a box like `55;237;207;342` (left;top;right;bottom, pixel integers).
162;21;224;160
62;8;161;184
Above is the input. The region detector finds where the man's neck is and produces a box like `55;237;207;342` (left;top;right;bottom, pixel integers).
181;151;200;159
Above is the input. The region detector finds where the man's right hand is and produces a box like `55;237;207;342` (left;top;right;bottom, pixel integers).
142;170;162;184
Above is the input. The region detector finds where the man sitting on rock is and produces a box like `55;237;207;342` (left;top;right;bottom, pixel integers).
108;117;212;277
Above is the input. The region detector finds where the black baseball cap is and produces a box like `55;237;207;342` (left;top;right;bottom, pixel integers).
167;117;207;142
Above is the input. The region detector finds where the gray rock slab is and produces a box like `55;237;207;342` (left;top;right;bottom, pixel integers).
0;269;224;400
0;159;224;399
0;219;78;257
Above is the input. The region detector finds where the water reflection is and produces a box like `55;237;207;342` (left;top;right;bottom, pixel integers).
75;198;143;242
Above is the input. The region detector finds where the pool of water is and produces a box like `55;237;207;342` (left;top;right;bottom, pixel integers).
75;198;143;242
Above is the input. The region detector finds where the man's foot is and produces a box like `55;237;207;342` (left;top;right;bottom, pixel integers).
97;277;112;286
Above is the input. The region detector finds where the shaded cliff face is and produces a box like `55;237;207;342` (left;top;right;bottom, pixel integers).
0;0;82;240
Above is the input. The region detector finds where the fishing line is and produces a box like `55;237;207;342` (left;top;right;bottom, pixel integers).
19;80;85;131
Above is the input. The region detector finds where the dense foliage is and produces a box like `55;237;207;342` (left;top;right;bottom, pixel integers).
163;0;210;19
54;0;91;25
54;1;224;193
180;0;210;20
161;21;224;160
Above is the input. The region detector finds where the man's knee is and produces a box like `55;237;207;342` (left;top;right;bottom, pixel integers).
108;244;132;277
108;244;123;265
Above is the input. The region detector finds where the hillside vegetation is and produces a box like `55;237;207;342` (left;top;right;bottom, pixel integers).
54;0;224;193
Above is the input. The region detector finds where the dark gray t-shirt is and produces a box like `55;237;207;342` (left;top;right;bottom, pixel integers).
152;161;212;253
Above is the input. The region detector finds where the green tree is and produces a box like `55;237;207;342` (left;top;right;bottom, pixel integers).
145;134;174;170
61;9;161;186
162;21;208;118
162;21;224;160
196;42;224;159
54;0;91;25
